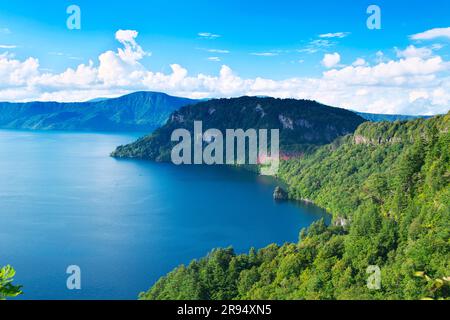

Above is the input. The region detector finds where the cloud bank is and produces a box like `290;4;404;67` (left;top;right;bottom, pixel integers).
410;27;450;40
0;29;449;115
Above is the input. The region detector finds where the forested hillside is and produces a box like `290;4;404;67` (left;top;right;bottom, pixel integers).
140;113;449;300
0;92;196;132
111;96;365;160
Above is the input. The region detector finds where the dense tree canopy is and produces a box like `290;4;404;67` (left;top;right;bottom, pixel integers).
140;114;449;300
112;96;365;160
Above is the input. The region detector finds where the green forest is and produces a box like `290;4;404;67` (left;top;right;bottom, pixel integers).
111;96;365;160
140;113;449;300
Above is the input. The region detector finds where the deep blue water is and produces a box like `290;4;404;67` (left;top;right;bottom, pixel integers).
0;130;329;300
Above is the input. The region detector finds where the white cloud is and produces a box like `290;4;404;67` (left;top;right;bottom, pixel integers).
207;49;229;54
353;58;366;67
207;57;221;62
430;43;444;50
115;29;150;64
324;56;448;85
0;30;449;116
395;45;433;59
319;32;350;39
352;58;367;67
298;39;334;54
409;90;429;103
250;52;279;57
37;60;98;87
322;53;341;68
198;32;221;39
410;27;450;40
0;45;17;49
0;53;39;87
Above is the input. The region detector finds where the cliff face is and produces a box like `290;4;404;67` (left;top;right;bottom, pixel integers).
0;92;197;132
111;96;366;160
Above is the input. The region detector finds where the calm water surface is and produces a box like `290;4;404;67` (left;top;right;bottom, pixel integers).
0;130;329;300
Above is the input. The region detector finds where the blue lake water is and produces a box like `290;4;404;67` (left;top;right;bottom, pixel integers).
0;130;329;300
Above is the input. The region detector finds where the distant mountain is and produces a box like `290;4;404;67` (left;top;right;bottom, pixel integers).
0;92;198;132
1;90;435;133
356;112;432;122
111;96;366;161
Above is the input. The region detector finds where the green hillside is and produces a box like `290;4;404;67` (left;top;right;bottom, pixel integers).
140;113;449;300
0;92;196;132
111;96;365;160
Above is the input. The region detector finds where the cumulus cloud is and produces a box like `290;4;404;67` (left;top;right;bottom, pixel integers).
376;51;384;59
352;58;367;67
322;53;341;68
0;53;39;87
323;56;448;86
115;29;150;64
0;31;449;116
395;45;433;59
410;27;450;40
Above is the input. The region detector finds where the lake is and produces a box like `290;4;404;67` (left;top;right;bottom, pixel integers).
0;130;329;300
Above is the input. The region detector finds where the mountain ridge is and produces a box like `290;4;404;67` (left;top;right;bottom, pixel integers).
0;91;437;133
0;91;197;132
111;96;366;161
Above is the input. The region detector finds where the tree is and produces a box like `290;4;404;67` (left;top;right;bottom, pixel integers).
0;265;22;300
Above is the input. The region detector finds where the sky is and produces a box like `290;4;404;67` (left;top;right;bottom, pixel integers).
0;0;449;115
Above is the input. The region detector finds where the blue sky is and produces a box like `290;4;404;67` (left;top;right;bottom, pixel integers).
0;0;449;114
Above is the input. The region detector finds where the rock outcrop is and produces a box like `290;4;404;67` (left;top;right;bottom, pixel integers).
273;186;289;201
